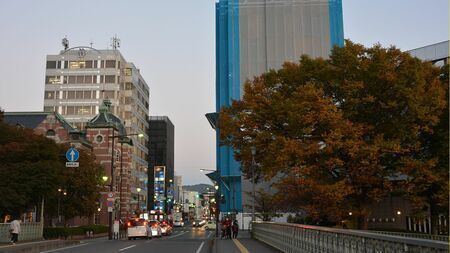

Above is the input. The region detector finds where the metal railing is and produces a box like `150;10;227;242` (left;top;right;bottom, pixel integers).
0;223;43;243
252;222;449;253
370;230;449;242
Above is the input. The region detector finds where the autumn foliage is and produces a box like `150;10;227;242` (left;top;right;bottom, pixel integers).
219;40;448;230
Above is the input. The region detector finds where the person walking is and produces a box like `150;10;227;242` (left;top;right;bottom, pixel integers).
232;220;239;239
9;217;20;244
225;218;232;239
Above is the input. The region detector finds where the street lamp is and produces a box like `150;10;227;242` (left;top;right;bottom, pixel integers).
214;185;220;237
250;146;256;225
57;188;67;225
107;131;144;240
137;187;142;215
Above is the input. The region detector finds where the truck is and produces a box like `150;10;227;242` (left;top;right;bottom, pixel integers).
172;212;184;227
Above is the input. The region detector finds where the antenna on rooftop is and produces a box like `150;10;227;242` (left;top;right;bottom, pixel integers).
111;35;120;50
62;36;69;50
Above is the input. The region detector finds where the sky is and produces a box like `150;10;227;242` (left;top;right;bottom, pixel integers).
0;0;447;185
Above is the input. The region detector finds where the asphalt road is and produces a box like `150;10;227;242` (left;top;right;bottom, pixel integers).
40;227;214;253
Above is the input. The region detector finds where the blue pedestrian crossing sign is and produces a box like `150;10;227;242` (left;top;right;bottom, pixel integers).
66;148;79;162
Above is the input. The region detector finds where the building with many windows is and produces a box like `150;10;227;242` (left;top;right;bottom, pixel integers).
209;0;344;215
43;42;150;209
147;116;175;213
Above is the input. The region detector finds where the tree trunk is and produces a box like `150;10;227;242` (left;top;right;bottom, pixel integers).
356;214;368;230
429;200;439;235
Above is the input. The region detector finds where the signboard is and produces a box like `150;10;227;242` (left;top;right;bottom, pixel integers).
107;200;113;212
65;162;79;168
66;148;79;162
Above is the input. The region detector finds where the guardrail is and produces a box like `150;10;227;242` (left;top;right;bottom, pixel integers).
0;223;43;243
252;222;449;253
370;230;449;242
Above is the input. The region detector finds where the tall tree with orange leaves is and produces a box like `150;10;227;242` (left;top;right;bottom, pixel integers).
219;41;447;230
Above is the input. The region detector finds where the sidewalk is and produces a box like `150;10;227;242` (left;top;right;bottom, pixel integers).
0;233;111;253
213;231;281;253
0;239;80;253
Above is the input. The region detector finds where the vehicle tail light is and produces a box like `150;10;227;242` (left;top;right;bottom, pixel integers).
127;222;131;227
144;221;148;225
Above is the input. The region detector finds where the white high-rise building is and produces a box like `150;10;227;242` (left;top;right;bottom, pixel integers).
43;40;150;205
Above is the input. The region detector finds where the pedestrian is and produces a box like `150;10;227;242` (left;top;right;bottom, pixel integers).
9;216;20;245
232;220;239;239
225;218;232;239
220;219;226;239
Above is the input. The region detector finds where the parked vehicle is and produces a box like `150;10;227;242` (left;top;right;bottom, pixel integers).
148;220;163;237
127;218;152;240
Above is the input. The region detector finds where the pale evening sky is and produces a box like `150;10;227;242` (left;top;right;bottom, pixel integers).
0;0;447;185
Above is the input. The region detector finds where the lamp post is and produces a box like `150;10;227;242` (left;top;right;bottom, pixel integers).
214;184;219;237
57;188;67;225
107;131;144;240
137;187;142;216
250;146;256;225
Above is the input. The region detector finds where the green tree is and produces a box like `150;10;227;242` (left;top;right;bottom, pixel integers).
0;118;62;217
219;40;447;230
0;113;103;224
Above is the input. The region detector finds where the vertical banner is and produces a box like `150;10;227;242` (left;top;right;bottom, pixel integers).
154;166;166;212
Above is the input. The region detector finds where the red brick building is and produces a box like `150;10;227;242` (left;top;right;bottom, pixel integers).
3;99;134;226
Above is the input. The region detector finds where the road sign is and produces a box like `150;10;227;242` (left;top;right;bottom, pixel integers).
107;200;113;212
66;148;79;162
65;162;79;168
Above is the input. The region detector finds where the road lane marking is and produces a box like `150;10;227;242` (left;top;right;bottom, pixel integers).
40;242;87;253
195;241;205;253
167;231;188;239
119;245;136;251
207;231;212;238
233;239;250;253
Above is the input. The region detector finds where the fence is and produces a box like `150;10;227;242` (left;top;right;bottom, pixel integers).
252;222;449;253
370;230;449;242
0;223;43;243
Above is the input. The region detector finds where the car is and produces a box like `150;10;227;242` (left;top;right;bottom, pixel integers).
148;220;163;237
192;220;202;227
204;221;216;230
173;219;184;227
127;218;152;240
160;222;173;235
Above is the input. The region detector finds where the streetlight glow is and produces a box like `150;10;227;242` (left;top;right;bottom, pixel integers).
102;176;108;182
137;187;141;193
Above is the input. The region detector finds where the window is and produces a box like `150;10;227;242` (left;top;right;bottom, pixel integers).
125;83;133;90
93;60;98;68
83;91;92;99
68;76;76;84
44;106;55;112
46;129;56;136
85;75;93;84
45;76;62;84
45;91;55;99
104;75;115;83
67;91;75;99
95;135;104;144
105;60;116;68
66;106;75;114
46;61;57;69
124;68;132;76
104;90;115;99
69;61;86;69
76;76;84;84
85;60;93;68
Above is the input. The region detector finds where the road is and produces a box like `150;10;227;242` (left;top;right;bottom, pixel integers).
40;227;213;253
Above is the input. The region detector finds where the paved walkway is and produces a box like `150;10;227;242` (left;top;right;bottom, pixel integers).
213;231;281;253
